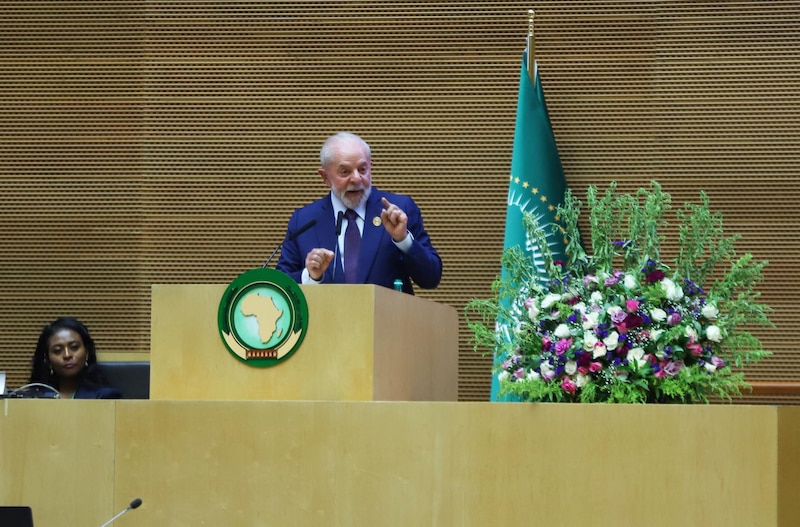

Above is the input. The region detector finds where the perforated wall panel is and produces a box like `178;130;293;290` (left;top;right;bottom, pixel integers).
1;1;798;403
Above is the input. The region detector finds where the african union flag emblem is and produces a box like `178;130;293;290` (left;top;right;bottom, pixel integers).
218;268;309;367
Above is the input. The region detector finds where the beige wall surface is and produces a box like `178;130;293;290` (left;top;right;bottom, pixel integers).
2;400;792;527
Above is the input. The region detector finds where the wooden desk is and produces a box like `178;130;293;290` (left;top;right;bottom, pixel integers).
2;400;798;527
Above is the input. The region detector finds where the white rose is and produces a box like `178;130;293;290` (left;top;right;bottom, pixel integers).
582;311;600;330
603;331;619;351
554;324;571;338
527;302;540;321
590;291;604;304
706;324;723;342
627;346;645;362
575;373;589;388
541;293;562;309
623;274;637;290
565;360;578;375
650;329;664;342
540;361;553;374
607;305;623;318
627;347;648;370
593;343;607;359
498;371;509;382
705;362;717;373
526;369;541;381
702;304;719;320
661;278;684;301
573;301;587;314
650;308;667;322
685;326;698;340
583;331;598;351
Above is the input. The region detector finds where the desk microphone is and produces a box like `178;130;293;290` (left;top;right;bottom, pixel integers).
262;219;317;268
335;210;344;237
99;498;142;527
332;210;344;281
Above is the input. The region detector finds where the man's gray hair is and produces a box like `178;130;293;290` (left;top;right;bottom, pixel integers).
320;132;372;166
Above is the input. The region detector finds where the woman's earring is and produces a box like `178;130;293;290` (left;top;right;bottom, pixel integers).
85;359;89;367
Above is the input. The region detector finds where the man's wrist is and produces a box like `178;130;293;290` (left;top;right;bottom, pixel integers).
392;230;414;252
301;267;323;284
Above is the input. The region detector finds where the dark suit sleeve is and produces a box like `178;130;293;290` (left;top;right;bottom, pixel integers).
400;196;442;290
275;210;306;283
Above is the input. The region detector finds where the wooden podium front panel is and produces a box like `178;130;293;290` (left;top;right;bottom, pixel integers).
150;283;458;401
151;284;377;400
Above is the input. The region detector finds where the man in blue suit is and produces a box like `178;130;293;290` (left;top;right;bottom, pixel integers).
276;132;442;294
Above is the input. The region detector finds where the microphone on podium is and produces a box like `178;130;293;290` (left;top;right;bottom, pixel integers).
332;210;344;281
262;219;317;268
99;498;142;527
335;210;345;237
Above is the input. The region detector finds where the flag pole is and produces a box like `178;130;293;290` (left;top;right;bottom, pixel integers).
526;9;535;82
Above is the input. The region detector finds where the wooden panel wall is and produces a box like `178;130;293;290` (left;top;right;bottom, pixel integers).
1;1;798;402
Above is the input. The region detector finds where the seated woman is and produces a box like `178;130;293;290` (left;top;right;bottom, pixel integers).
29;317;121;399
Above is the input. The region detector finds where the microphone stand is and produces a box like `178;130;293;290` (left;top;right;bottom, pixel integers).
99;498;142;527
262;243;283;269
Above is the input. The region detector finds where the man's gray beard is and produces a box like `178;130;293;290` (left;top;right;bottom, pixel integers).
337;185;371;210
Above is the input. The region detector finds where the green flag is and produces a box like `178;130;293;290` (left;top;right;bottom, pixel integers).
491;52;569;401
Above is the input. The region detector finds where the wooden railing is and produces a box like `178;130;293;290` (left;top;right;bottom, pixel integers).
748;381;800;397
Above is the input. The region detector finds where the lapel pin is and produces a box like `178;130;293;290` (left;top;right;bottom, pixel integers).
372;216;382;227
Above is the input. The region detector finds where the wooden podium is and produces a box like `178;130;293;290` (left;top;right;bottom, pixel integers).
150;283;458;401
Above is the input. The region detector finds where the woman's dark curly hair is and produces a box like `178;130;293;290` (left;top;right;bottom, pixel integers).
29;317;107;389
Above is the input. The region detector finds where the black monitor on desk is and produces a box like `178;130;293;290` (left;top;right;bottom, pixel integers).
0;506;34;527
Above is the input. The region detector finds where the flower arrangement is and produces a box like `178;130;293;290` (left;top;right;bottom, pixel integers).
467;181;772;403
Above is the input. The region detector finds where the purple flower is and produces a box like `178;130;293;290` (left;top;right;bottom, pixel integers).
555;338;573;356
662;360;684;377
610;310;627;324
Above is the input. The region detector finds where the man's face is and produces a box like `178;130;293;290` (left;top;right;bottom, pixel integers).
319;138;372;209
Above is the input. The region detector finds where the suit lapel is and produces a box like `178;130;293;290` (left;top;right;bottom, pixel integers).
357;192;384;283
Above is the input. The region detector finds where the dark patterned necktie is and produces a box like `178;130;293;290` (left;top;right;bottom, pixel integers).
344;209;361;283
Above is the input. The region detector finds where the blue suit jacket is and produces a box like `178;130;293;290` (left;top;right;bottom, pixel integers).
276;189;442;294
